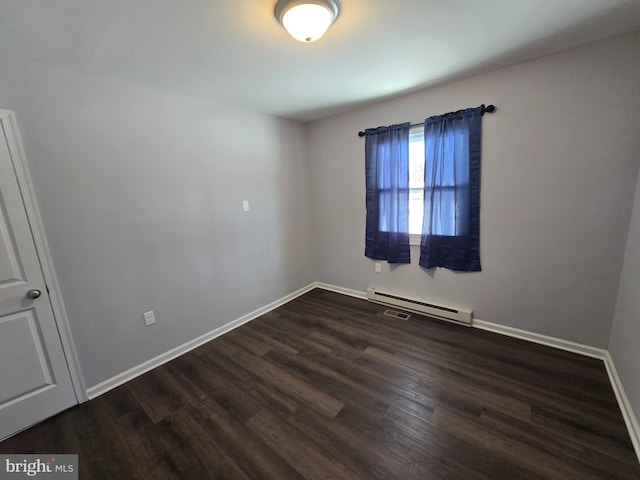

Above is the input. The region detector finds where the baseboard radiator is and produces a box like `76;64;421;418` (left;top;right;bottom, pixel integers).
366;288;473;326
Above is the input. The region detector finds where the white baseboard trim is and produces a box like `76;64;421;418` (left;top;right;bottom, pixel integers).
86;283;317;399
314;282;367;299
472;319;608;360
603;352;640;461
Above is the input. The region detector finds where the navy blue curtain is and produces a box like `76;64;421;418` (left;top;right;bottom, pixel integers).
365;122;411;263
419;106;483;271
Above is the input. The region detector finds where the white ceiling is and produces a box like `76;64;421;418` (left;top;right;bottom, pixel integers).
2;0;640;121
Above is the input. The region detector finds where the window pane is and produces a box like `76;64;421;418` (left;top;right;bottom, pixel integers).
408;189;423;235
408;125;425;235
408;138;424;189
432;189;456;235
378;191;390;231
423;187;469;236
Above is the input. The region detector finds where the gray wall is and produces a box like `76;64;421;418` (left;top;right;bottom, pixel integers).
307;31;640;348
610;169;640;425
0;56;313;387
2;30;640;393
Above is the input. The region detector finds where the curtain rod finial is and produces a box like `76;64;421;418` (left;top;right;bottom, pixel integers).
358;131;365;137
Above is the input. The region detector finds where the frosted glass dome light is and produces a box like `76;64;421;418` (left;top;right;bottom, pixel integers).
275;0;340;43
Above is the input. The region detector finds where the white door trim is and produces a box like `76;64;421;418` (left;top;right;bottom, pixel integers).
1;109;87;402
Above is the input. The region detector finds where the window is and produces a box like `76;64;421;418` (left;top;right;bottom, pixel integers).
365;105;483;271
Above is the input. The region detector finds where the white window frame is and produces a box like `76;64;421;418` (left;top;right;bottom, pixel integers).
408;125;424;246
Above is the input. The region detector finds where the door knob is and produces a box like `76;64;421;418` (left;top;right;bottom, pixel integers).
26;289;41;299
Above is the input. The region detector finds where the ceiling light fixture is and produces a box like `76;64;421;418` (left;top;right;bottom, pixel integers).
275;0;340;43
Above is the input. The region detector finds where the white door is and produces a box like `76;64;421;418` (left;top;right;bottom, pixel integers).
0;111;77;440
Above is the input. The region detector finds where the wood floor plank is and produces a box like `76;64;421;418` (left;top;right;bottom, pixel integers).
263;345;392;418
230;349;345;418
246;409;359;480
240;324;301;355
364;345;533;421
286;407;408;480
334;400;516;480
112;408;170;479
126;367;183;423
531;403;639;465
199;350;301;417
202;397;305;480
429;405;610;480
168;351;263;424
72;403;140;480
224;326;273;356
1;288;638;479
153;408;252;480
479;407;640;479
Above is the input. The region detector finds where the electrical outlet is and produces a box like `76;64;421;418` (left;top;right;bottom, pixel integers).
375;262;382;273
143;311;156;326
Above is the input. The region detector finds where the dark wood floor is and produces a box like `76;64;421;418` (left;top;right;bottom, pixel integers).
2;289;639;479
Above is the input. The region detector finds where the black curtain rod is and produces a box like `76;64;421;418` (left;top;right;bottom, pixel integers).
357;104;496;137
